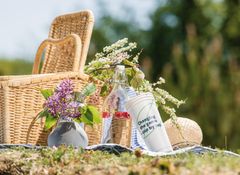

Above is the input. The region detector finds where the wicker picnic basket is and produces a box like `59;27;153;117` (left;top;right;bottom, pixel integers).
32;33;82;74
33;10;94;74
0;72;103;145
41;10;94;73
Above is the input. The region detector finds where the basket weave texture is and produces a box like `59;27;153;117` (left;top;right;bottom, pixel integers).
32;10;94;74
32;34;82;74
0;72;103;145
111;118;132;147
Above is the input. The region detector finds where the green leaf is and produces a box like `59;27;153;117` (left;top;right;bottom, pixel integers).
81;83;96;97
74;92;84;102
44;114;57;130
73;118;82;123
122;59;135;67
126;68;134;84
80;105;101;126
88;106;101;123
100;84;110;97
130;75;144;89
40;89;53;99
80;105;87;114
80;115;94;126
37;109;48;119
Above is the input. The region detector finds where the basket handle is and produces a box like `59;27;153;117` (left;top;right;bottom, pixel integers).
25;111;42;144
32;34;82;74
78;19;94;74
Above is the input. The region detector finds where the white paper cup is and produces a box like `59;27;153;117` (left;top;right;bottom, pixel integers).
126;93;173;152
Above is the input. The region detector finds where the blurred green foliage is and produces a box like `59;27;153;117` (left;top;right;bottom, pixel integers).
0;0;239;149
162;33;240;149
0;59;32;75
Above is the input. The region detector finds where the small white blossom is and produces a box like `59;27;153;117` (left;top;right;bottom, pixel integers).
103;65;110;69
98;57;110;62
136;72;145;80
158;77;165;84
133;56;139;63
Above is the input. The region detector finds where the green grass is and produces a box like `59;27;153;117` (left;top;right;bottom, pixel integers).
0;146;239;175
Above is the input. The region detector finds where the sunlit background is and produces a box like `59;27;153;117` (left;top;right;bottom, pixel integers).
0;0;240;150
0;0;155;59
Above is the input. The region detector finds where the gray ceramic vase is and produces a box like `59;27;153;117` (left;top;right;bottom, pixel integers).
48;119;89;148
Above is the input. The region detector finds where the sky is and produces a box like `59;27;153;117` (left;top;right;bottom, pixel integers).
0;0;158;60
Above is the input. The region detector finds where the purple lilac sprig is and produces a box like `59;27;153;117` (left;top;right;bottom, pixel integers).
44;92;63;117
44;79;82;118
56;79;74;98
63;101;84;118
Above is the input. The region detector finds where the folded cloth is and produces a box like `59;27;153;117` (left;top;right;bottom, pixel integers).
86;144;240;157
0;144;239;157
141;145;240;157
101;116;113;143
86;143;132;155
0;144;43;151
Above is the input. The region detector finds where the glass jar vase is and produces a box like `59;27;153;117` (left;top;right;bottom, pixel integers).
47;116;89;148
